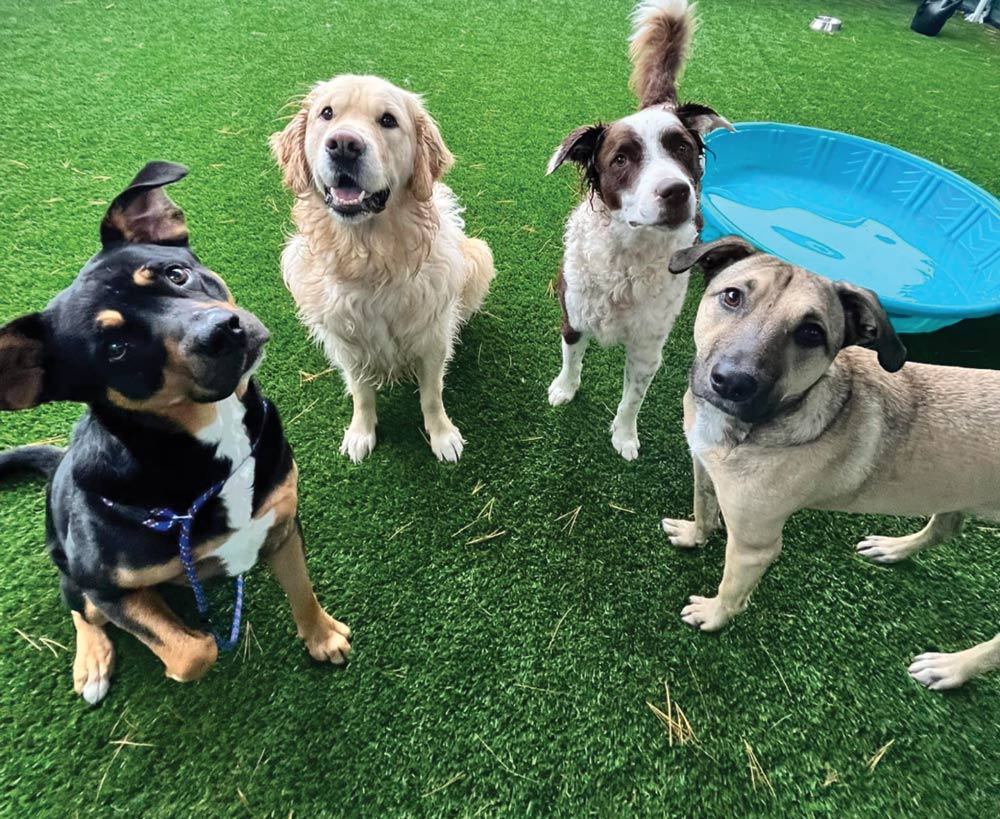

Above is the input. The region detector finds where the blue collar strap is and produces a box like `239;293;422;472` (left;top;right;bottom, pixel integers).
101;396;269;652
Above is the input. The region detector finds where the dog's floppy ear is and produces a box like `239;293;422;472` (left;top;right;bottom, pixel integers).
0;313;50;411
835;281;907;372
270;105;311;195
676;102;734;138
411;108;454;202
669;235;758;281
546;124;606;177
100;161;189;247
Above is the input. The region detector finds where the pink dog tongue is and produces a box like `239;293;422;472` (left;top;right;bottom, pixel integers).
334;187;362;204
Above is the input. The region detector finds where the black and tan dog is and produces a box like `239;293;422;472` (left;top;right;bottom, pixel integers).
0;162;350;704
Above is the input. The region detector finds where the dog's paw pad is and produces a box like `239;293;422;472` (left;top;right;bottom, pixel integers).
340;428;376;463
908;651;970;691
430;426;465;462
680;595;728;632
305;615;352;665
547;378;578;406
662;517;704;549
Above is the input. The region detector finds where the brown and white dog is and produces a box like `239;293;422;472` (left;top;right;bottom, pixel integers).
546;0;732;460
271;75;495;463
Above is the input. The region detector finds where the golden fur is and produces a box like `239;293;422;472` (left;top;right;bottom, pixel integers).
271;75;494;462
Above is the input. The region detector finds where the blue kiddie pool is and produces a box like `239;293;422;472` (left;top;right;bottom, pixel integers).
701;122;1000;333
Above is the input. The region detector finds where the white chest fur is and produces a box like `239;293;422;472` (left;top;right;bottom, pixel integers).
196;396;274;574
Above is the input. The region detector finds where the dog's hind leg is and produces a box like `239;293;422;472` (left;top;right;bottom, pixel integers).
663;456;720;548
340;373;378;463
458;237;495;321
909;634;1000;690
610;341;662;461
855;512;964;565
96;588;218;683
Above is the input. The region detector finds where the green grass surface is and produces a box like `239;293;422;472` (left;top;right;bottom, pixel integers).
1;0;999;815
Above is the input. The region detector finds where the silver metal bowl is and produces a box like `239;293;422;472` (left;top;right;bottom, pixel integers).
810;15;842;33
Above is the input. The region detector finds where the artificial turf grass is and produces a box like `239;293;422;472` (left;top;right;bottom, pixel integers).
0;0;998;815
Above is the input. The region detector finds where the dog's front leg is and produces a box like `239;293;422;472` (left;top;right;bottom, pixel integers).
417;346;464;462
340;373;378;463
266;519;351;664
662;456;720;548
610;342;662;460
682;515;784;631
97;588;218;682
909;634;1000;690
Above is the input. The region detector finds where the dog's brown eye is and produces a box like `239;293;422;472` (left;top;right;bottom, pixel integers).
106;341;128;362
613;154;627;167
378;112;398;129
721;288;742;309
320;106;334;121
166;266;190;285
794;322;826;348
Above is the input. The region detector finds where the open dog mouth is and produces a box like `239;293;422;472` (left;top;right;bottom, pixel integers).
323;173;390;216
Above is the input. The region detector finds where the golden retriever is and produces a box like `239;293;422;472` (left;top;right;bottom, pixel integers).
270;75;495;462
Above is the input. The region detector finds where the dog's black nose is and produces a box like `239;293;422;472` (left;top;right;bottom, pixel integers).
710;363;758;403
326;130;365;160
656;181;691;210
195;309;244;357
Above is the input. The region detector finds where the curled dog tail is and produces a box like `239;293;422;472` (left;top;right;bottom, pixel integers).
459;237;495;322
0;445;64;482
628;0;698;109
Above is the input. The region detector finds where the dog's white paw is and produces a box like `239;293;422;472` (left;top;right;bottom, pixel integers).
662;517;706;549
73;633;114;706
340;427;376;463
303;612;352;665
856;534;918;564
611;422;640;461
908;650;975;691
547;377;578;406
681;595;730;632
430;424;465;463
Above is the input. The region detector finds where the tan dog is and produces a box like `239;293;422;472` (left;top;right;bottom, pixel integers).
662;235;1000;690
271;75;494;462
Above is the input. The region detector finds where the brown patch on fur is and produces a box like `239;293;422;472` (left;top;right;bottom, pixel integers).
96;310;125;329
0;317;45;410
106;340;218;433
103;191;188;246
133;266;156;286
556;264;581;344
256;461;299;523
594;122;644;210
629;1;696;108
121;589;217;681
113;532;230;588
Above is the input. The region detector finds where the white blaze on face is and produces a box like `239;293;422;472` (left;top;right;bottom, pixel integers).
616;107;695;228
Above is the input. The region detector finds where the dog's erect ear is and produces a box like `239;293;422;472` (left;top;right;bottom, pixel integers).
835;281;907;372
270;105;311;195
0;313;50;411
669;235;758;280
411;108;454;202
545;124;606;176
100;162;189;248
